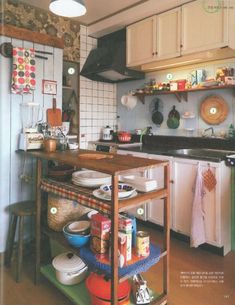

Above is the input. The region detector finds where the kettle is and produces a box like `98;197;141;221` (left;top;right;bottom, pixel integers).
102;126;113;141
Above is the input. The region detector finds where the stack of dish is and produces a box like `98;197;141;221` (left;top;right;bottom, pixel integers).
119;175;158;192
93;183;137;201
63;220;91;248
48;164;74;181
72;170;111;188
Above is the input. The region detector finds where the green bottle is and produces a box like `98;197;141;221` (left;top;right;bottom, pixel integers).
228;124;235;138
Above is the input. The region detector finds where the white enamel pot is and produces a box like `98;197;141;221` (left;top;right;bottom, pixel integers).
52;252;88;285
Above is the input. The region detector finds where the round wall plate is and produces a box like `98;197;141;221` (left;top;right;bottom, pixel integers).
200;95;229;125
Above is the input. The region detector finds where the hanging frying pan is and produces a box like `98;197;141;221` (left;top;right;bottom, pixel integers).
151;98;163;125
167;105;180;129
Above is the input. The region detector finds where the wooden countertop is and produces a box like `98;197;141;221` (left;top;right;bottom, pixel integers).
23;149;168;175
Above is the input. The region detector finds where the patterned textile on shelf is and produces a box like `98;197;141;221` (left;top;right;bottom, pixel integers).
11;47;36;94
79;244;161;278
40;178;111;215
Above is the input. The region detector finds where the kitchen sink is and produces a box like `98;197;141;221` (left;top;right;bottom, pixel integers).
167;148;235;160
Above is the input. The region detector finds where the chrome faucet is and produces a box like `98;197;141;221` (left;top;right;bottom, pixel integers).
203;127;215;137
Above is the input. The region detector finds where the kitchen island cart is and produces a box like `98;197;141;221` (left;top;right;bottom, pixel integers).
24;149;170;305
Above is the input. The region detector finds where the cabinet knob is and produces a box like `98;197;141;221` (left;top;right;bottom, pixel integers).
170;180;174;184
180;44;183;48
155;51;158;55
152;52;155;56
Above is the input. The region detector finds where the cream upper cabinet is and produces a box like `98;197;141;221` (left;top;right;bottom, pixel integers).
127;9;181;67
181;0;228;55
156;7;181;60
127;16;156;67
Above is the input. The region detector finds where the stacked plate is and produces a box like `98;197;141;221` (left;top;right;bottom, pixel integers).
93;183;137;201
119;175;158;192
72;170;111;188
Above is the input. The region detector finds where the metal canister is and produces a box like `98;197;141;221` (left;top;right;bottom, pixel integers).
136;231;150;258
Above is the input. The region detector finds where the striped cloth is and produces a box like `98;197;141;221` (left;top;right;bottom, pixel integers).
41;178;111;215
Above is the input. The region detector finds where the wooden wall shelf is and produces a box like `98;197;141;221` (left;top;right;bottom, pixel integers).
134;85;235;103
0;24;64;49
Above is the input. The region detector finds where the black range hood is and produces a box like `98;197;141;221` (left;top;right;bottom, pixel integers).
80;30;145;83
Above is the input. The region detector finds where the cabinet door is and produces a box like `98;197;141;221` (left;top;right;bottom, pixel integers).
126;16;156;67
147;155;173;226
173;158;221;246
181;0;228;55
156;7;181;60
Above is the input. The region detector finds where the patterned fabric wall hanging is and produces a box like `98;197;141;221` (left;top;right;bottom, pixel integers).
11;47;36;94
2;1;80;62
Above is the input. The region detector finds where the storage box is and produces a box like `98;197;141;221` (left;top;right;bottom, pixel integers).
225;76;235;85
90;213;111;257
177;79;186;90
119;214;132;261
119;214;132;232
170;81;178;91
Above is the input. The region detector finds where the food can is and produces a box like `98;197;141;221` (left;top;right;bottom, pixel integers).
136;231;150;258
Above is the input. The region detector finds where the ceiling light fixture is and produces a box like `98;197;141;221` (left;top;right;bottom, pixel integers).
49;0;87;18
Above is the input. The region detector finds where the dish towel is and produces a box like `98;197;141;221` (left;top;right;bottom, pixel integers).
11;47;36;94
190;164;206;248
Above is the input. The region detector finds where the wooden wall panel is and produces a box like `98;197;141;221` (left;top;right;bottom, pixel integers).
0;35;11;251
54;47;63;109
0;35;63;252
43;46;55;121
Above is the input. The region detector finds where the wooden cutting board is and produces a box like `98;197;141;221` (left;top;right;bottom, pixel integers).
47;98;62;127
200;95;228;125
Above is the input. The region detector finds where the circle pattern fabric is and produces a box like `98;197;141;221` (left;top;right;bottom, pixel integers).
11;47;36;94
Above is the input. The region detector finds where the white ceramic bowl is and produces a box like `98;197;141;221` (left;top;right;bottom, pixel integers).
66;220;90;234
100;183;135;199
69;142;79;150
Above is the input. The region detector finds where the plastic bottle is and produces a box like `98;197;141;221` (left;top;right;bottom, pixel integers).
115;115;121;133
228;124;234;138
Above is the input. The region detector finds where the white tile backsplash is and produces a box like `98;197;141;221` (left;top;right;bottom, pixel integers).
79;26;117;148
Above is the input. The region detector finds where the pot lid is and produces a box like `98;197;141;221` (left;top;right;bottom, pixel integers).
86;273;131;299
52;252;86;273
118;131;131;136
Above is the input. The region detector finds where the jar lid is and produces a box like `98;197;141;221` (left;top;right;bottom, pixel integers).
52;252;86;273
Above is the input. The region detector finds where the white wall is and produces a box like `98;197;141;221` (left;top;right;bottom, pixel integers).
0;35;63;252
117;59;235;137
79;25;117;148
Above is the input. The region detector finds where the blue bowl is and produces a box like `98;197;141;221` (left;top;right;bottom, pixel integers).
63;227;90;248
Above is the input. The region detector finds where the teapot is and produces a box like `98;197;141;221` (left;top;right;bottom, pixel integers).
102;126;113;141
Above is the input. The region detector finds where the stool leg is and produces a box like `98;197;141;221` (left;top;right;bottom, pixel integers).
5;215;17;268
16;216;24;282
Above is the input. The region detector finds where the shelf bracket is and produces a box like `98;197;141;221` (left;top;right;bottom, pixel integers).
181;92;188;102
174;93;181;103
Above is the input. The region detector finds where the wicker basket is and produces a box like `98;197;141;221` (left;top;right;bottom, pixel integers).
47;194;90;231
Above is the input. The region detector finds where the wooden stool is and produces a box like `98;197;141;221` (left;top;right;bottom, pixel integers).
5;200;36;282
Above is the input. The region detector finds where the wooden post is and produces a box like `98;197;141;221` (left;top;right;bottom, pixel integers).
110;174;119;305
163;163;170;295
35;158;42;284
